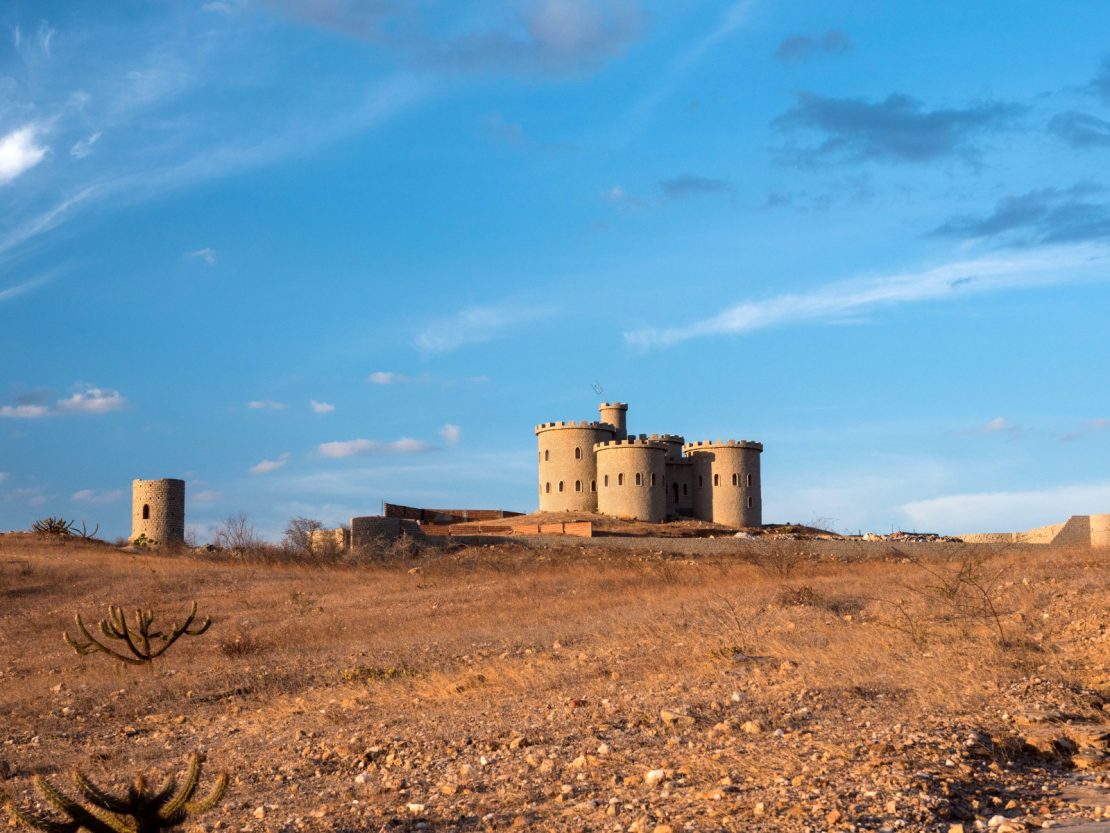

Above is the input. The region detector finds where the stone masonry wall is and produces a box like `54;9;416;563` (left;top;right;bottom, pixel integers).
535;422;615;512
594;439;667;522
131;478;185;546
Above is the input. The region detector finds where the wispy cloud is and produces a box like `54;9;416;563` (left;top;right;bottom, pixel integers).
310;399;335;413
659;173;733;199
902;481;1110;534
69;131;102;159
415;302;556;354
192;489;223;504
249;452;290;474
1049;111;1110;149
187;247;217;265
368;371;407;385
966;416;1021;435
931;184;1110;246
775;31;852;63
57;385;126;414
318;437;434;458
0;404;50;419
247;399;287;410
773;92;1022;165
1061;417;1110;442
624;243;1110;350
0;125;49;186
71;488;125;504
439;423;462;446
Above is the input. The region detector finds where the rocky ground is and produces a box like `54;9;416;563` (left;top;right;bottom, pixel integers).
0;534;1106;832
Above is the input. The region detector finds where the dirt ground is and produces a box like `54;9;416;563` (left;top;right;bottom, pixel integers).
0;533;1107;833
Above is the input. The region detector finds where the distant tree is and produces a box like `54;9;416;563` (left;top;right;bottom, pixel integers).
283;517;324;554
213;512;259;550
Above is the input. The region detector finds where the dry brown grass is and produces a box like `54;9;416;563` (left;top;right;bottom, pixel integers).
0;532;1106;832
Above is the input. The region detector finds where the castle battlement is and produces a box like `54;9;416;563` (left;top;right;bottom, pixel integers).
683;439;763;452
647;433;685;443
535;420;617;434
598;402;628;411
593;438;668;452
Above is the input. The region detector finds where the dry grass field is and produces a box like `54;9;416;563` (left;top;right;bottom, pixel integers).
0;533;1107;833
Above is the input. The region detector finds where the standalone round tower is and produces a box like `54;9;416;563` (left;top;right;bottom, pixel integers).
684;440;762;528
131;478;186;546
597;403;628;441
535;421;615;512
595;437;667;522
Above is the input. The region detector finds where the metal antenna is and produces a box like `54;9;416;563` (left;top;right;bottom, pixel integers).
591;382;605;397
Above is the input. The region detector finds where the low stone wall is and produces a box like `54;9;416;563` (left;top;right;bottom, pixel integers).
350;516;423;548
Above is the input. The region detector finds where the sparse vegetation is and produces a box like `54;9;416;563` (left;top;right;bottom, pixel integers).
63;602;212;665
0;753;227;832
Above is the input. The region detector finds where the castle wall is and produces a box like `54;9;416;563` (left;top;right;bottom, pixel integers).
665;459;694;515
131;478;186;546
535;421;615;512
684;441;763;527
598;403;628;441
595;439;667;522
350;516;422;548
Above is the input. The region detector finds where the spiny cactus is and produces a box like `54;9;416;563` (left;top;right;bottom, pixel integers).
0;752;227;832
31;518;75;537
63;602;212;665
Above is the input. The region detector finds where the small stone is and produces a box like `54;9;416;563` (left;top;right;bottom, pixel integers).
827;808;842;824
644;769;666;787
741;720;763;735
406;803;425;815
948;825;966;833
253;807;265;820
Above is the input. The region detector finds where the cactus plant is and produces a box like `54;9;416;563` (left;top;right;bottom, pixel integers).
0;752;227;832
63;602;212;665
31;518;75;537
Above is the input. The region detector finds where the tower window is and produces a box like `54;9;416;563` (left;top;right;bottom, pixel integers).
575;480;582;492
747;496;754;508
732;473;738;486
698;475;703;488
558;481;564;493
142;504;150;520
544;449;549;461
651;473;656;486
682;483;688;496
635;473;642;486
746;473;752;487
604;474;609;487
545;482;551;494
575;447;582;459
591;480;596;492
618;473;624;486
713;474;720;486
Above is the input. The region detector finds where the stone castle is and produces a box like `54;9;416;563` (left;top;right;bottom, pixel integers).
535;402;763;526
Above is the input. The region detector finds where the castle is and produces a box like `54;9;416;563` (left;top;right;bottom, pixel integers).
535;403;763;526
131;478;186;545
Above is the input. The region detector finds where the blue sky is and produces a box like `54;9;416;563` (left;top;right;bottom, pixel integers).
3;0;1110;540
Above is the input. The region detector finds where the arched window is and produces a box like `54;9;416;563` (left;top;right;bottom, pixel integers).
635;472;642;486
545;482;551;494
698;475;703;488
591;480;596;492
682;483;688;496
618;473;624;486
732;473;738;486
558;481;564;492
575;480;582;492
747;496;754;508
604;474;609;487
650;473;656;486
142;504;150;520
746;473;752;487
575;447;582;459
713;473;720;486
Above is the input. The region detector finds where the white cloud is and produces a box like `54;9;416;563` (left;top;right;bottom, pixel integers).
368;371;405;385
415;302;556;354
439;423;462;445
0;125;48;186
71;489;125;504
249;452;290;474
901;481;1110;535
188;247;217;265
310;399;335;413
57;385;126;414
972;416;1020;434
70;132;102;159
0;272;57;304
1061;417;1110;442
0;471;6;483
625;243;1110;350
247;399;287;410
318;437;434;458
192;489;222;504
0;404;50;418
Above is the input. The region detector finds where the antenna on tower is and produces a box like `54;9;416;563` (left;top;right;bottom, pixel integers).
591;382;605;398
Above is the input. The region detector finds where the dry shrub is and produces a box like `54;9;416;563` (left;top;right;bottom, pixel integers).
218;630;268;658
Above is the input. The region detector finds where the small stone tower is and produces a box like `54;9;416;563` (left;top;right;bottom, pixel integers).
131;478;186;546
535;420;615;512
595;437;667;522
597;403;628;441
683;441;763;528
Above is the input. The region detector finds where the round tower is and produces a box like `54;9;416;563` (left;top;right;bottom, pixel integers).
683;440;763;528
598;403;628;441
594;437;667;522
535;421;615;512
131;478;186;546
